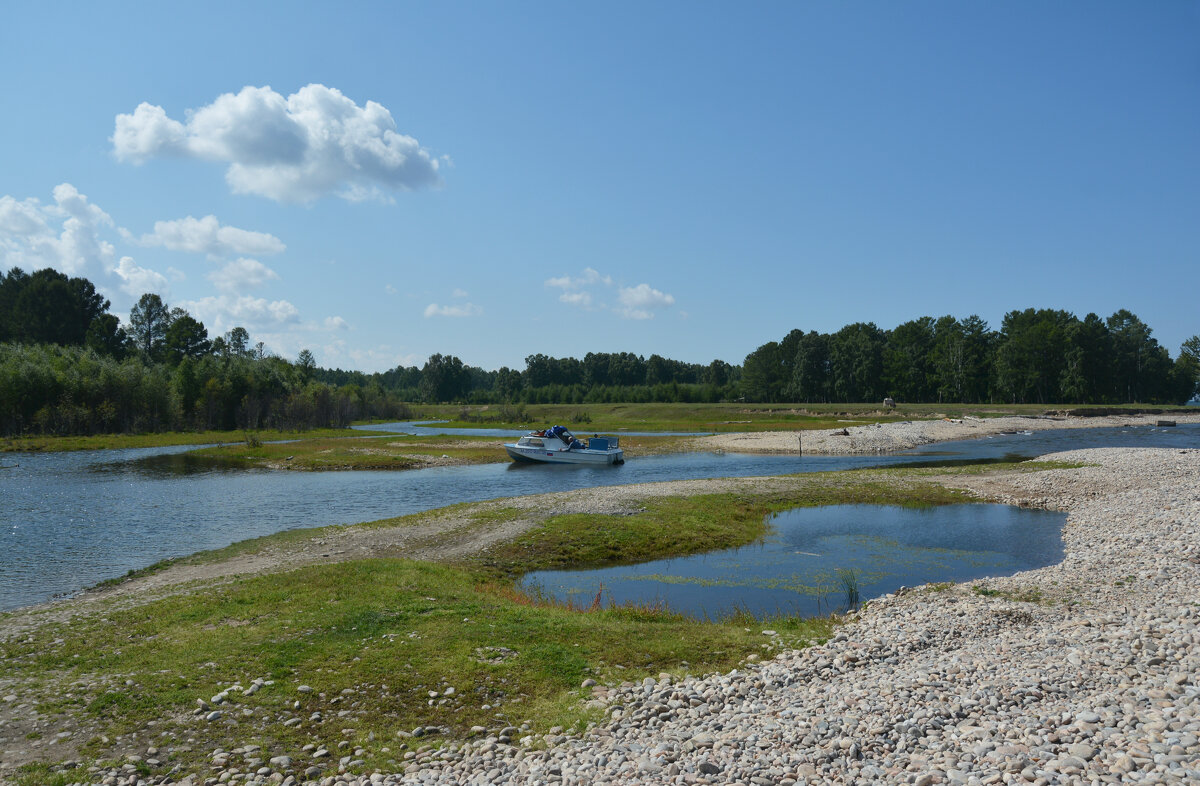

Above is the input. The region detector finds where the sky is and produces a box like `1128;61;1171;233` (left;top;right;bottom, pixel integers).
1;2;1197;373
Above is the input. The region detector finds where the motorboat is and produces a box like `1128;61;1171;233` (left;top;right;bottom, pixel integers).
504;425;625;465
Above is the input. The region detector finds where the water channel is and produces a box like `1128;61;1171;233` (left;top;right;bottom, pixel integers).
1;422;1196;612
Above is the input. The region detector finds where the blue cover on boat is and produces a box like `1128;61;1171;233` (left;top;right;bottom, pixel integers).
588;437;609;450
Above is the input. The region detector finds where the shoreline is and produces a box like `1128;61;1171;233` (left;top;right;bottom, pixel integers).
1;431;1198;782
687;412;1200;455
386;446;1200;784
519;447;1199;785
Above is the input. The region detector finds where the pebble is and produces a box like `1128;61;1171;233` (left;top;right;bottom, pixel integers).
39;447;1200;786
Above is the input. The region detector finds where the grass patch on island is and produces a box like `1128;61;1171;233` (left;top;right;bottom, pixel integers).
188;434;505;471
474;477;967;577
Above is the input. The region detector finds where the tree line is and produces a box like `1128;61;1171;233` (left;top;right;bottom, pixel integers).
1;266;1197;437
0;268;412;436
742;310;1200;405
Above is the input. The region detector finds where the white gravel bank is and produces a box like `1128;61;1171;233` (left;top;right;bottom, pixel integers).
381;447;1200;786
689;413;1200;456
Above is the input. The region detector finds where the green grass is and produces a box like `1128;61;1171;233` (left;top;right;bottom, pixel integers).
416;401;1167;434
0;462;1046;779
0;427;382;453
188;433;504;470
473;477;966;577
971;583;1046;604
12;763;76;786
5;558;831;777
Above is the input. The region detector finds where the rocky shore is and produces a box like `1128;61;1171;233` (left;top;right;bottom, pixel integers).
332;447;1197;786
41;444;1197;786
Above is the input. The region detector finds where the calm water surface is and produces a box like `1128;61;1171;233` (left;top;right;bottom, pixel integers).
521;503;1067;619
1;423;1195;611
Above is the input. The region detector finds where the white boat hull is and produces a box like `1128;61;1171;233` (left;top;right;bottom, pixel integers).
504;444;624;465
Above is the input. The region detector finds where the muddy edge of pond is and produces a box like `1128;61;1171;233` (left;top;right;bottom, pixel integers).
688;412;1200;455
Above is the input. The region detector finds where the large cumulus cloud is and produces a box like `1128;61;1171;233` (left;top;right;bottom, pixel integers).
112;84;443;203
0;184;122;280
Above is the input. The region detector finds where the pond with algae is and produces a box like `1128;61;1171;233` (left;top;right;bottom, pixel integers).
521;503;1066;619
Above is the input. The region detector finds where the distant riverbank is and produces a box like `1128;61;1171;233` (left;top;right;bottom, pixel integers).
690;412;1200;455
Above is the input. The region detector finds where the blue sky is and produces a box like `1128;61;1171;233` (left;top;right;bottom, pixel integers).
2;2;1197;372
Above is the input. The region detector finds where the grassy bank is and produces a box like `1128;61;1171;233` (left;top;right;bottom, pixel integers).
0;467;978;783
0;427;379;454
411;401;1190;434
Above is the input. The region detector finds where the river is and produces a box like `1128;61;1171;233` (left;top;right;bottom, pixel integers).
1;423;1196;611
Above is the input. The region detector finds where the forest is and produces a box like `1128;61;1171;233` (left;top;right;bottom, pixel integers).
742;312;1200;406
1;266;1197;437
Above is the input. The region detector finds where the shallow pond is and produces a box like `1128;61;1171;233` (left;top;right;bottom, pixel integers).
521;503;1067;619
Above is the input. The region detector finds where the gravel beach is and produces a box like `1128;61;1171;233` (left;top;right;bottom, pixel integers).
688;413;1200;455
9;421;1200;786
309;446;1197;786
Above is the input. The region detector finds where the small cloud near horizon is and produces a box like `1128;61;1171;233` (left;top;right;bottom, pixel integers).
543;267;675;319
424;302;482;318
617;283;675;320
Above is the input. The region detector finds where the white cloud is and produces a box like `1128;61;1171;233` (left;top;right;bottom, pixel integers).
544;267;611;290
52;184;113;226
423;302;482;318
0;185;174;294
544;267;614;311
384;284;398;295
452;288;469;298
46;184;118;276
112;256;169;297
113;84;442;203
183;294;301;334
558;291;592;306
207;258;281;292
542;267;677;317
140;215;284;257
110;102;188;163
0;195;50;236
324;316;349;330
617;283;675;320
344;346;421;372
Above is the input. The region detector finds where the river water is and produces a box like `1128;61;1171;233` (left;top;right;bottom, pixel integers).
1;423;1196;612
